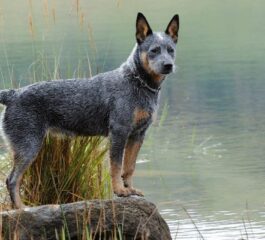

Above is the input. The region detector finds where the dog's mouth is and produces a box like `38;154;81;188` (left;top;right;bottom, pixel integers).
161;69;172;75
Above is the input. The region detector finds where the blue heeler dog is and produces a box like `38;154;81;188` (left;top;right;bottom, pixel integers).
0;13;179;208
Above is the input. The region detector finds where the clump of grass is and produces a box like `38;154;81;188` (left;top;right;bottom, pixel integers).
21;133;111;206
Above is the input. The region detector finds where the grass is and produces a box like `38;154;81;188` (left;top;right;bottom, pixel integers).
21;134;111;206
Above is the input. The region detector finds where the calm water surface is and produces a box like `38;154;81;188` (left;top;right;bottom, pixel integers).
0;1;265;239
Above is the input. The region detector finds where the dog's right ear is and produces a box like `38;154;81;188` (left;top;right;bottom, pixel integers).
136;12;153;44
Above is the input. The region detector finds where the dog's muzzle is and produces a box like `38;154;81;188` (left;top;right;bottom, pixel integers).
162;63;173;74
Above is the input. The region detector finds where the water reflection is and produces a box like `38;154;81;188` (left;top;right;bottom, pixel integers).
163;207;265;240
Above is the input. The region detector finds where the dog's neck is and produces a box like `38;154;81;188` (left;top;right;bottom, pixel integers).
122;45;165;91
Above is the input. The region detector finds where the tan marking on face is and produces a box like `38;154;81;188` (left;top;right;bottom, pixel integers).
140;52;164;83
133;107;150;125
122;140;142;188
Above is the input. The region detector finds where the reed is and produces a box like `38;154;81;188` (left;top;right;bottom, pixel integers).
21;134;111;206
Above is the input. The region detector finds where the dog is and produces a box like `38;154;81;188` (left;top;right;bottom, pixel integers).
0;12;179;208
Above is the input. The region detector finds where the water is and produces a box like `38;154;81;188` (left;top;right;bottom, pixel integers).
0;0;265;239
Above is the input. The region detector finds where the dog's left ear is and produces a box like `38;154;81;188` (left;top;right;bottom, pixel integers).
165;14;179;43
136;12;153;44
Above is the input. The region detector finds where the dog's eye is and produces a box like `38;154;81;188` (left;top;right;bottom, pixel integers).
167;47;174;54
150;47;161;54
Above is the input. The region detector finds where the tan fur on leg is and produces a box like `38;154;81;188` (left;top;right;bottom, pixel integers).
122;139;144;196
110;160;131;196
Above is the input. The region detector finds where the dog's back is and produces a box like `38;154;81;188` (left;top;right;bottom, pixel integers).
1;68;133;136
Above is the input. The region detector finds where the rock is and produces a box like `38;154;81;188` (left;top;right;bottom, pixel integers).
1;197;172;240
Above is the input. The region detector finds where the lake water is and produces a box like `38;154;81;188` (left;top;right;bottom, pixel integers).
0;0;265;239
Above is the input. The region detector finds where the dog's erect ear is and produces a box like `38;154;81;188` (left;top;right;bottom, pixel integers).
136;12;153;44
165;14;179;43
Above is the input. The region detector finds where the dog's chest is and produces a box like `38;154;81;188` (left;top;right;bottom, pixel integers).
131;106;156;133
133;107;150;124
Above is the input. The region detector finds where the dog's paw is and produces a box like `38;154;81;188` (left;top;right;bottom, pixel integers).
114;186;133;197
122;182;144;197
114;186;144;197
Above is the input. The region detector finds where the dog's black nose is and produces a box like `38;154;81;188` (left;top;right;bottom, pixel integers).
163;63;173;72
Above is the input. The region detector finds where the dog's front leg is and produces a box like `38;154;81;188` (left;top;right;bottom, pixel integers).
109;126;133;197
122;134;144;196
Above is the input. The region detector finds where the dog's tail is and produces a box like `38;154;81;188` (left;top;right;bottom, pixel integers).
0;89;16;106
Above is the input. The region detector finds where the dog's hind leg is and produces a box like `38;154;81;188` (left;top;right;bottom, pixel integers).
3;114;46;208
6;132;45;208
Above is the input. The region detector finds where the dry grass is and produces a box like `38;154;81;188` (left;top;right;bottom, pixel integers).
21;133;111;206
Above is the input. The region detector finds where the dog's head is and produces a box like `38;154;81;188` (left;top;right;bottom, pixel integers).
136;13;179;81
